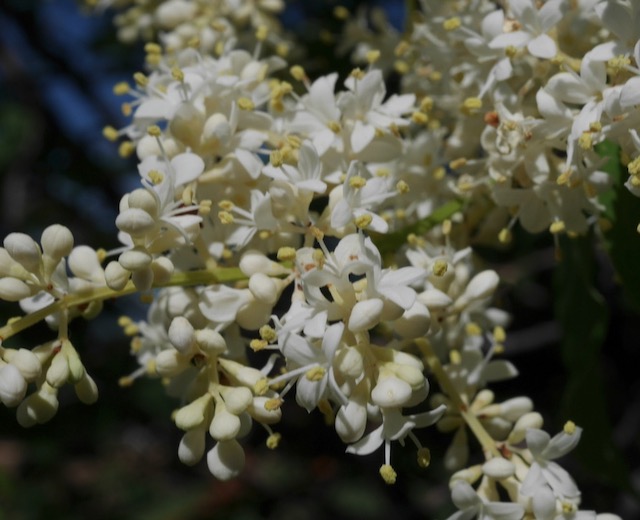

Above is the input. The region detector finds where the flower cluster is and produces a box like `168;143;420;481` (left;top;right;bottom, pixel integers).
0;0;634;517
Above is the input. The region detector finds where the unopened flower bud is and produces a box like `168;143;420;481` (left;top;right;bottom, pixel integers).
155;349;188;377
119;247;152;271
348;298;384;332
195;329;226;355
151;257;173;285
105;261;131;291
210;403;241;441
168;317;196;354
4;233;41;272
335;400;367;443
40;224;74;259
116;208;156;238
393;301;431;339
207;440;245;480
131;267;154;291
459;270;499;304
0;277;31;301
392;364;425;390
508;412;544;445
0;364;27;407
127;188;158;216
219;386;253;415
75;371;99;404
417;288;453;309
46;353;70;388
496;396;533;422
4;348;42;381
17;383;59;427
68;246;103;283
248;273;278;305
239;250;290;276
371;375;412;408
482;458;515;480
334;347;364;379
175;394;213;430
450;464;483;486
179;428;206;466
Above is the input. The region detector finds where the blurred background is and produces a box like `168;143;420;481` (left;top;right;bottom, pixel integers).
0;1;639;518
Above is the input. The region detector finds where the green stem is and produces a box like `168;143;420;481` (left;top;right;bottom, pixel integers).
0;265;248;342
415;338;501;459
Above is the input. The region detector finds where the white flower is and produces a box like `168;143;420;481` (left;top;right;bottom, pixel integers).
521;426;582;500
587;1;640;61
446;480;524;520
346;405;446;457
489;0;566;59
331;161;396;233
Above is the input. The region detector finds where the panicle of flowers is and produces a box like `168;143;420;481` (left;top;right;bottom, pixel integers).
0;0;633;516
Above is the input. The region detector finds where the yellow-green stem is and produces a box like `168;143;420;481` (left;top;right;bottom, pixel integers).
0;265;248;342
415;338;501;459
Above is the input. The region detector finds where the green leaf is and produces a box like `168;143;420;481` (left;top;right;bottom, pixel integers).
554;235;629;490
597;141;640;311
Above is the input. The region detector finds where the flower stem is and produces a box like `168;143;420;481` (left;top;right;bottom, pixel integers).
0;265;249;342
415;338;501;459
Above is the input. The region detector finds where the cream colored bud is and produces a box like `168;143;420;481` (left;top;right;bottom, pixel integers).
0;364;27;407
508;412;544;445
219;386;253;415
335;400;367;443
450;465;484;486
239;250;290;276
218;358;267;390
127;189;158;216
105;261;131;291
209;403;242;441
74;371;98;404
0;248;26;278
151;257;174;285
460;270;499;303
4;233;41;272
497;396;533;422
417;289;453;309
40;224;74;259
348;298;384;332
116;208;156;237
334;347;364;379
392;364;425;390
393;301;431;339
482;458;515;480
0;277;31;301
119;247;152;271
46;353;70;388
65;345;85;384
207;440;245;480
17;383;58;427
68;246;103;283
156;0;197;29
472;389;495;411
168;317;196;354
155;349;188;377
196;329;227;355
175;394;213;430
5;348;42;381
179;429;206;466
248;273;278;305
371;375;412;408
131;267;154;291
